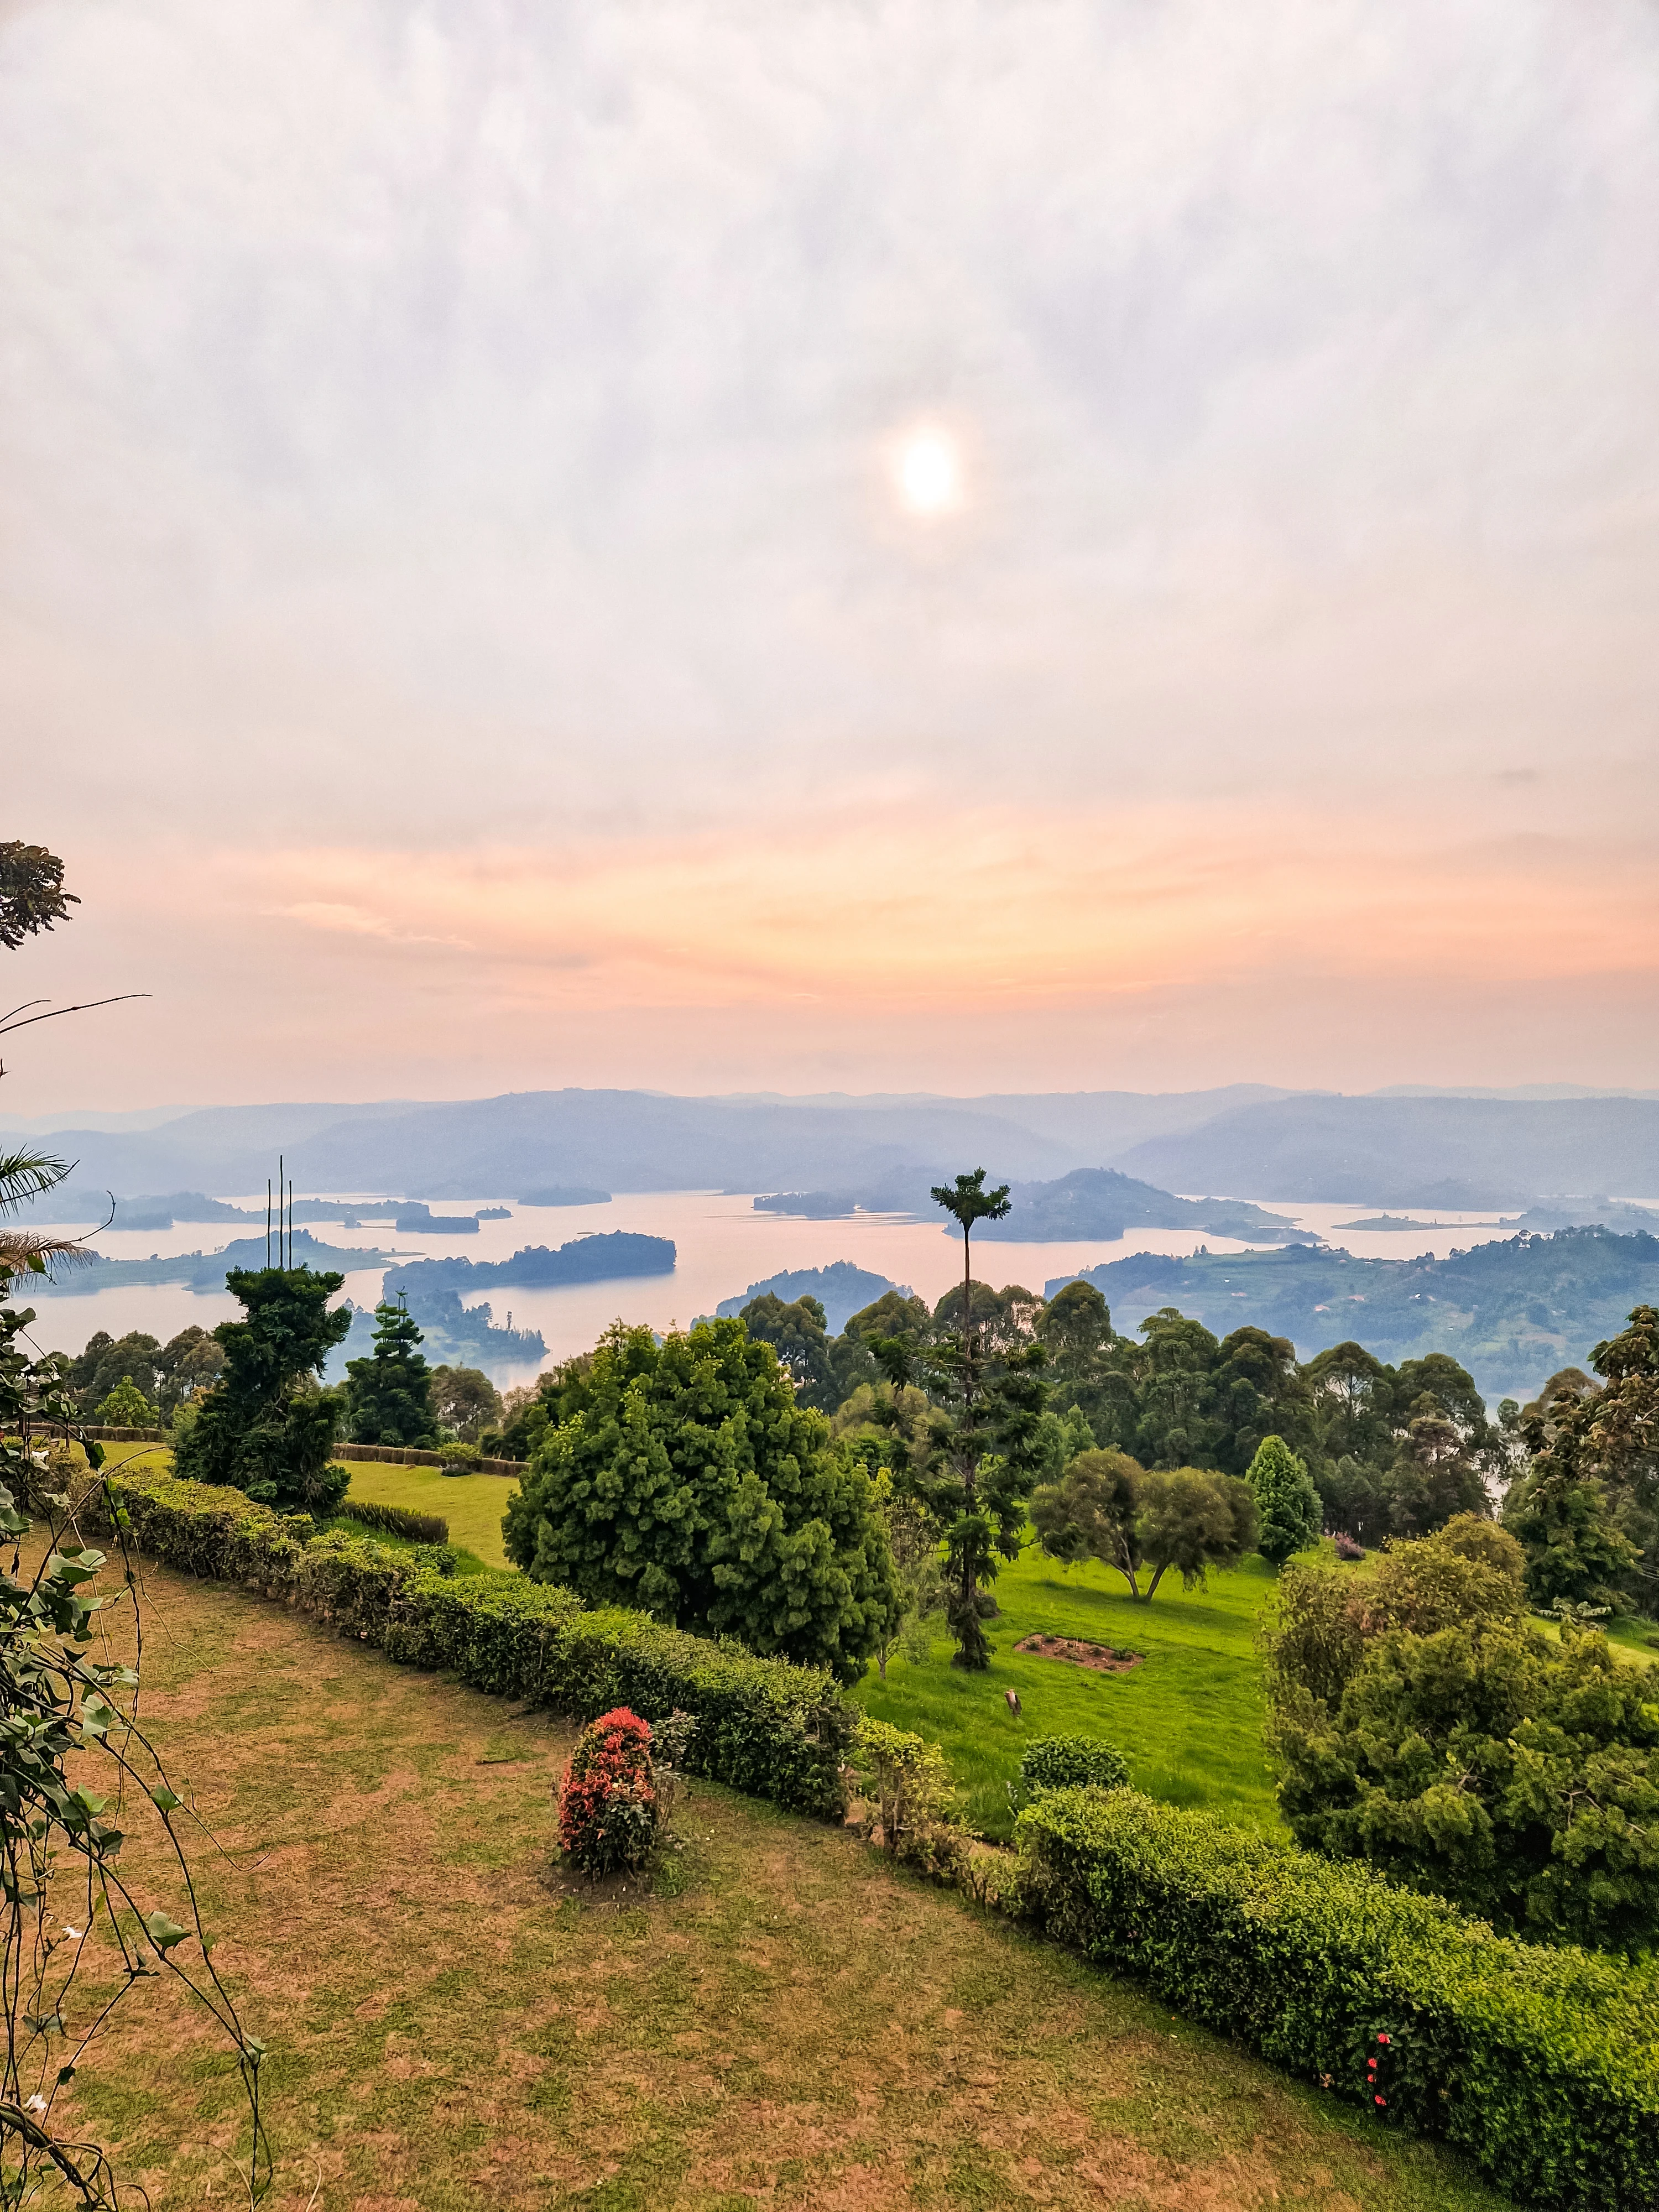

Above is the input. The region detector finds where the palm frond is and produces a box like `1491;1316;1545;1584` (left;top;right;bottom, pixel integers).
0;1228;95;1282
0;1147;73;1216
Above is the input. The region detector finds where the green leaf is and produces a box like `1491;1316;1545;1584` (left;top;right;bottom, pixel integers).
85;1440;105;1470
143;1910;189;1953
149;1786;181;1814
56;2065;76;2086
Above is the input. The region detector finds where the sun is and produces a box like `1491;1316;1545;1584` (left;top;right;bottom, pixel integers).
892;426;964;519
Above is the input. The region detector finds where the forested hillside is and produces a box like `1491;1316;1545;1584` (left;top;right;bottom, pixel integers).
1056;1225;1659;1399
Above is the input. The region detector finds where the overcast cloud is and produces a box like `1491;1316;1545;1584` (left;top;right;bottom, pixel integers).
5;0;1658;1104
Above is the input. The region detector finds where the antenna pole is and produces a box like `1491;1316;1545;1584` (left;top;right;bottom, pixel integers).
278;1155;285;1269
267;1178;272;1266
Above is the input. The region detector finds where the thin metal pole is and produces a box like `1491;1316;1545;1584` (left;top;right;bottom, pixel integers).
288;1179;294;1267
267;1178;272;1266
279;1155;285;1269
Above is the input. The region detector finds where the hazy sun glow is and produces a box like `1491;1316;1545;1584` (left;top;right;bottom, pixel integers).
893;426;964;518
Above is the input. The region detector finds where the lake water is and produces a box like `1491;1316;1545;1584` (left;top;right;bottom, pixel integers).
17;1190;1534;1385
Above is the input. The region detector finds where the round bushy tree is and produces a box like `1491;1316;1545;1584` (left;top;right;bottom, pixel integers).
346;1300;437;1447
1245;1434;1322;1565
94;1375;157;1428
503;1318;899;1681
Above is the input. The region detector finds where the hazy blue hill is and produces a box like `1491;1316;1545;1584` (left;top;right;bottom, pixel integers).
713;1261;910;1333
383;1230;675;1293
33;1229;403;1293
15;1091;1076;1200
21;1088;1659;1218
1049;1225;1659;1399
1113;1095;1659;1206
974;1166;1314;1243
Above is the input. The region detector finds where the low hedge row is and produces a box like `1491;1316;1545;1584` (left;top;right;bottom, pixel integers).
1016;1786;1659;2211
337;1498;450;1546
95;1468;854;1819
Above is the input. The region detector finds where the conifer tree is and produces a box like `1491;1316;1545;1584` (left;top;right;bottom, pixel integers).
174;1265;352;1512
346;1299;437;1448
1245;1434;1322;1565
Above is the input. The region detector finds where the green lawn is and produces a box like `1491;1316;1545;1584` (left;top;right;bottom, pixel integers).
54;1550;1513;2211
335;1458;517;1566
856;1542;1292;1841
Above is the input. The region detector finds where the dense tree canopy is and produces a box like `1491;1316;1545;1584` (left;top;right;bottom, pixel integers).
1264;1527;1659;1950
1031;1448;1255;1601
64;1324;222;1417
430;1363;503;1439
738;1291;838;1411
503;1318;898;1681
1504;1306;1658;1611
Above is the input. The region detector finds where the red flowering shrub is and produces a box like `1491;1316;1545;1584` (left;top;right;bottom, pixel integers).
556;1707;660;1876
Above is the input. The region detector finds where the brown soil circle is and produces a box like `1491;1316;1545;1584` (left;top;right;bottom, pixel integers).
1014;1633;1144;1673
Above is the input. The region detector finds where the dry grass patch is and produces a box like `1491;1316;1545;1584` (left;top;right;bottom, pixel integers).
48;1563;1514;2212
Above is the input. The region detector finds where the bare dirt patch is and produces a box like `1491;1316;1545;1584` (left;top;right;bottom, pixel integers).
1015;1632;1145;1672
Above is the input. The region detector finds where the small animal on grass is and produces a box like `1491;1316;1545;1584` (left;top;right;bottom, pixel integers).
1004;1689;1022;1716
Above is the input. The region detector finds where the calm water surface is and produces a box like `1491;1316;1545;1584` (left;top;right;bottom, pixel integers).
19;1189;1540;1384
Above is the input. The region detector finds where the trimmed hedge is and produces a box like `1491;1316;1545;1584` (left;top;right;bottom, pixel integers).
96;1468;854;1820
337;1499;450;1546
1017;1786;1659;2211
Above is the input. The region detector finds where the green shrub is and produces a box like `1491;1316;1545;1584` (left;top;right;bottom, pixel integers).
1016;1786;1659;2211
556;1707;662;1876
95;1375;158;1427
854;1717;964;1873
96;1465;855;1821
435;1440;481;1472
1019;1735;1129;1794
338;1498;449;1546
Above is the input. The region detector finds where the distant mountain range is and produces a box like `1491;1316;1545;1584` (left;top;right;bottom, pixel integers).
7;1086;1659;1215
1114;1095;1659;1208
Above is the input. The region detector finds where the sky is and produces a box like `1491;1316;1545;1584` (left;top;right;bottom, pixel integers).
5;0;1658;1110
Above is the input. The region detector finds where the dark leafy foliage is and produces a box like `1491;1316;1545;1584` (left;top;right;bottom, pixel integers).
1263;1530;1659;1949
0;840;77;948
62;1325;223;1418
503;1319;898;1682
345;1300;437;1448
1019;1734;1129;1792
173;1265;352;1514
1504;1304;1659;1610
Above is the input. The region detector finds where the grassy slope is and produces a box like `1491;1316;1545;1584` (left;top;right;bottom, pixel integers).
335;1458;518;1566
60;1558;1510;2212
855;1544;1290;1841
